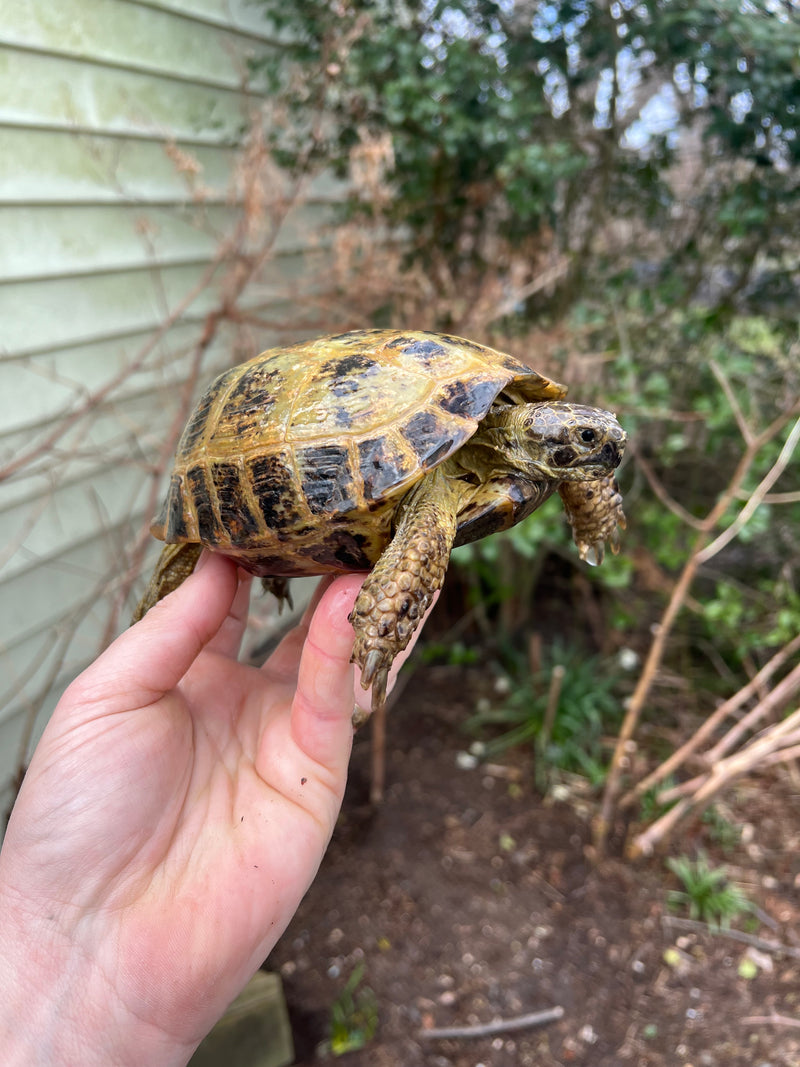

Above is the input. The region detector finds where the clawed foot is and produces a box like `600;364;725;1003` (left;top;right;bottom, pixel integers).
576;518;625;566
560;475;626;568
348;578;435;717
346;468;459;721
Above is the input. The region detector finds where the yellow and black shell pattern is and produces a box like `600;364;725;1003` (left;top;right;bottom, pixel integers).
152;329;567;577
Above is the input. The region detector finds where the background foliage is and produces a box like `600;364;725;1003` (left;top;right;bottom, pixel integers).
263;0;799;321
255;0;800;845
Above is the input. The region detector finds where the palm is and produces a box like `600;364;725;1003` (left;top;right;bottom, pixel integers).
0;557;366;1053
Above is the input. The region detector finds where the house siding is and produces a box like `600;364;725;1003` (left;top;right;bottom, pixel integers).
0;0;342;807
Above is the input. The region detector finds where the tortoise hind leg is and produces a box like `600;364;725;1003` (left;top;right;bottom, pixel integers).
349;467;461;715
261;576;293;612
132;542;203;623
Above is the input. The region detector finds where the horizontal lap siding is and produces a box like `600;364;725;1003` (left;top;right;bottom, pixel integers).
0;0;341;809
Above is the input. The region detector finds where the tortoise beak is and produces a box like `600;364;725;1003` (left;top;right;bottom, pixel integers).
601;441;622;469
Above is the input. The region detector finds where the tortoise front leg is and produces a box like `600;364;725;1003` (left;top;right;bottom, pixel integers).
349;468;461;715
558;473;626;565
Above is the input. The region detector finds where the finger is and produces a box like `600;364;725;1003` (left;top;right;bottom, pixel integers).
289;574;362;771
263;574;339;683
204;565;254;659
69;553;240;712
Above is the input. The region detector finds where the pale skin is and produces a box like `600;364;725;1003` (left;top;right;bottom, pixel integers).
0;552;426;1067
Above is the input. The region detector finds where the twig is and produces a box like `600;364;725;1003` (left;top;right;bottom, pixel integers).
734;488;800;505
696;412;800;565
596;388;800;855
709;359;752;445
418;1006;565;1041
632;445;703;529
621;633;800;809
704;661;800;764
662;916;800;960
486;257;570;323
741;1014;800;1029
632;709;800;855
369;665;416;805
0;248;234;484
596;541;705;849
100;333;213;645
538;664;565;758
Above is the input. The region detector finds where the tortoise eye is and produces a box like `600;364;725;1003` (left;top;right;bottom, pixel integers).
580;428;596;444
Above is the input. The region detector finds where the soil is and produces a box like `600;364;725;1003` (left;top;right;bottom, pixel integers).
268;663;800;1067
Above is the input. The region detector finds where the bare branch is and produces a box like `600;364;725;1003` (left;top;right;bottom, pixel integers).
709;359;753;445
705;661;800;763
696;413;800;564
631;705;800;856
632;445;704;529
620;632;800;809
734;488;800;505
662;916;800;961
597;375;800;854
418;1006;565;1041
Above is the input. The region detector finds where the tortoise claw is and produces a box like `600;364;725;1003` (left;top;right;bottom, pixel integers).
361;649;383;690
355;650;390;714
370;667;389;714
579;540;604;567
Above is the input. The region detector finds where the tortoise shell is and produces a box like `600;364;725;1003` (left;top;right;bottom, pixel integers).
153;329;567;577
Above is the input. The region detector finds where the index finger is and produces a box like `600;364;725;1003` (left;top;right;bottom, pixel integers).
289;574;362;772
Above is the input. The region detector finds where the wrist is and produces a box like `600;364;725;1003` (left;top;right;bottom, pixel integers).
0;885;194;1067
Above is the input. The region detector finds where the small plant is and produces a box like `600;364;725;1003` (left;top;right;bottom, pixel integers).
666;851;751;928
638;778;677;823
466;640;622;786
701;806;742;854
420;640;480;667
325;963;378;1057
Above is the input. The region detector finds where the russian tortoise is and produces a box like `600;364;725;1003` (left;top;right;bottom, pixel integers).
135;329;626;714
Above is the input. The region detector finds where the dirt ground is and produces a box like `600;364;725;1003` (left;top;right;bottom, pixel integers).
267;662;800;1067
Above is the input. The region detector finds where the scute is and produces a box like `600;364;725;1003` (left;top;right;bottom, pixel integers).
357;432;419;502
246;450;300;533
185;465;218;542
212;365;281;444
210;461;263;541
437;376;504;420
296;443;359;515
399;409;458;470
152;329;570;562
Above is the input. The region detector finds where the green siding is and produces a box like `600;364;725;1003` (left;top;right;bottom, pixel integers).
0;0;340;808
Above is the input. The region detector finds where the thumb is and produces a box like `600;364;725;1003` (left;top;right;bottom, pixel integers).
69;552;240;713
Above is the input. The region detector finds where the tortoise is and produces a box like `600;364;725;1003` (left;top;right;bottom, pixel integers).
135;329;626;715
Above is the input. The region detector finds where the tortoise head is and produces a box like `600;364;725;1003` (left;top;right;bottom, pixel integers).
498;401;626;481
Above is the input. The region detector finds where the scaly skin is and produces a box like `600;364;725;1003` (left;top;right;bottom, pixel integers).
559;474;626;565
132;543;202;622
349;468;461;713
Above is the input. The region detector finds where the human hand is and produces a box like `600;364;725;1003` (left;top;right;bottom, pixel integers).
0;553;418;1066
